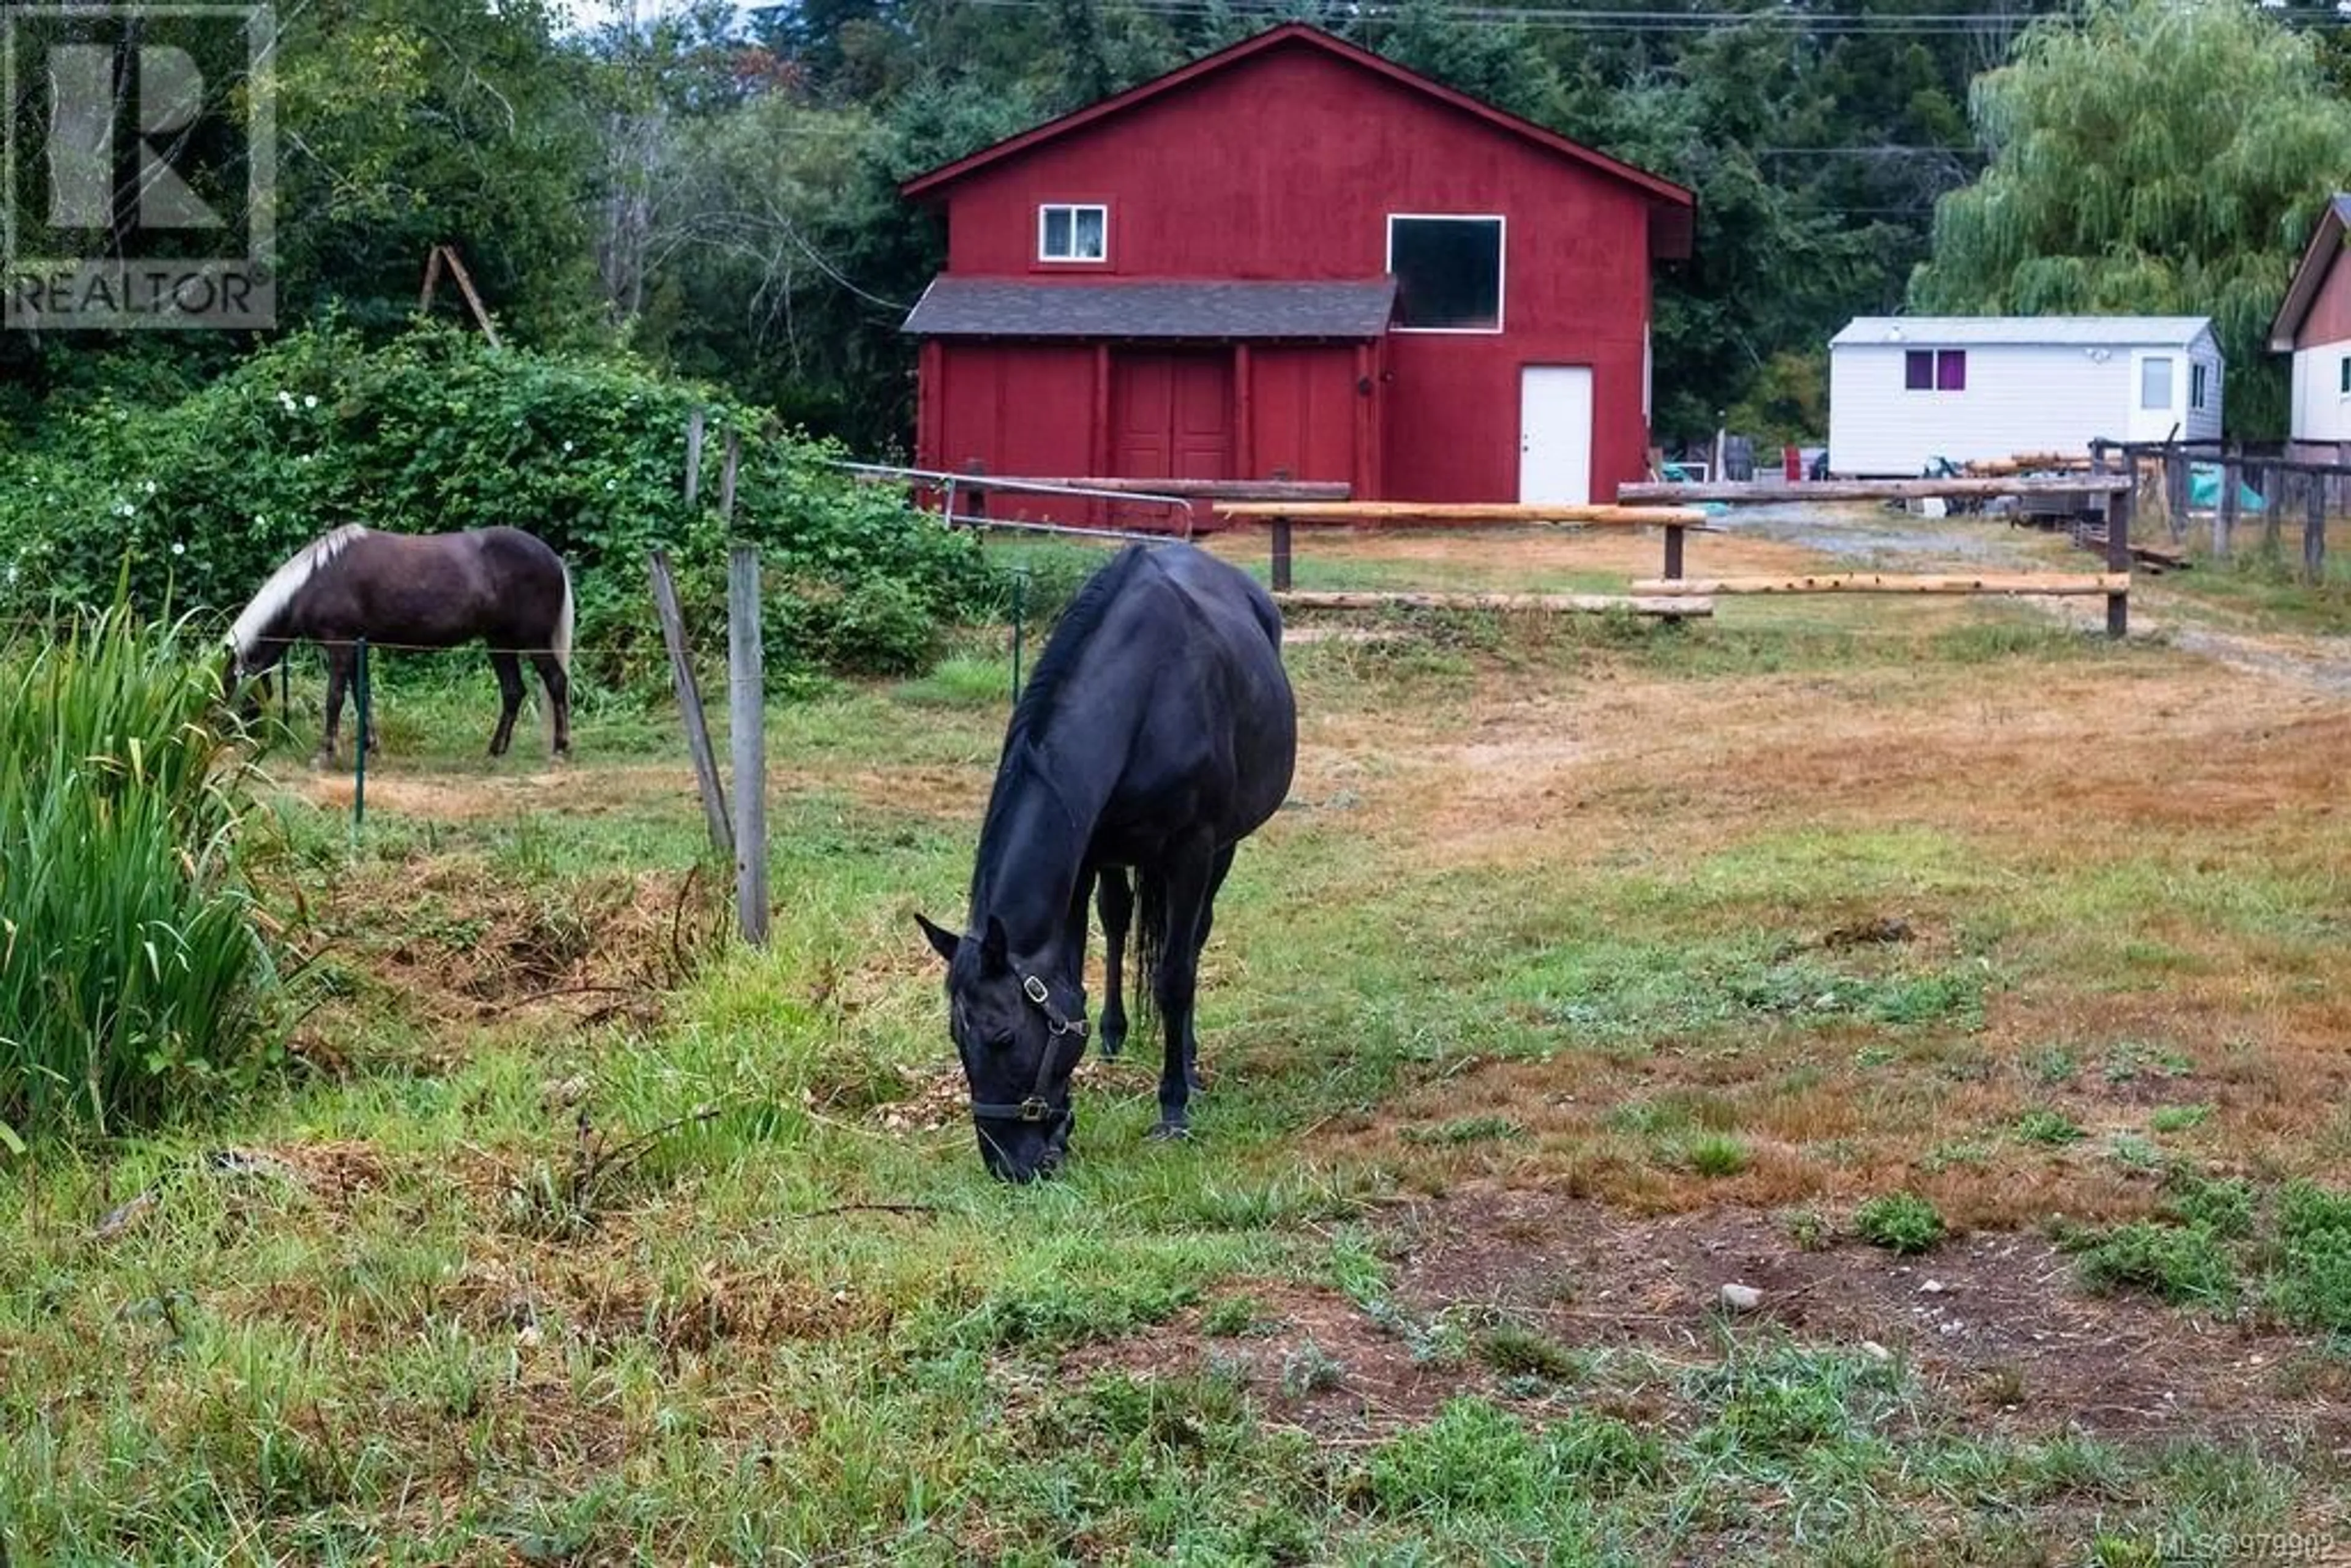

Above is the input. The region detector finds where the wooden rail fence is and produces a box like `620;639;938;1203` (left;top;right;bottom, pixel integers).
1214;501;1718;612
1617;474;2137;637
2090;438;2336;580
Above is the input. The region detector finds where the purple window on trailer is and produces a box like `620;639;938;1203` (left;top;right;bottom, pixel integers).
1937;350;1967;391
1905;350;1933;390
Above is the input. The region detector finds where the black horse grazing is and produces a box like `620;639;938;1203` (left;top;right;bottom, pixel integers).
917;543;1297;1182
223;525;575;763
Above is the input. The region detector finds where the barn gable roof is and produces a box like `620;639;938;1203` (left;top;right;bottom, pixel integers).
899;24;1693;237
902;277;1397;339
2267;195;2351;352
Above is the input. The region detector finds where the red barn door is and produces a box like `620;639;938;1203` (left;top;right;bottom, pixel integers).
1112;350;1234;479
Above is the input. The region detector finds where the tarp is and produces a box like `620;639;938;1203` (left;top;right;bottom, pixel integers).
2189;463;2266;513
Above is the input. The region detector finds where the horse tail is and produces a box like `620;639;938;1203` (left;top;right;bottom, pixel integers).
1133;870;1166;1042
552;557;576;679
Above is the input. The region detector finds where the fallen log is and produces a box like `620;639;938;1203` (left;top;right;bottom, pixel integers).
1629;572;2129;596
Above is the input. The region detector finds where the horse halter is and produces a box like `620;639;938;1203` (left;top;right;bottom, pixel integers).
968;973;1089;1126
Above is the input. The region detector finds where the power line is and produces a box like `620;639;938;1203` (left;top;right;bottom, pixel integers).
954;0;2351;34
955;0;2080;33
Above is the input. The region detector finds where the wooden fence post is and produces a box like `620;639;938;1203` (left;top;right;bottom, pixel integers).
2260;465;2283;556
720;429;741;523
2306;475;2328;583
648;550;732;858
685;408;706;508
962;460;989;523
2105;478;2131;639
2164;452;2188;540
1270;516;1294;591
727;547;770;947
1663;523;1686;581
2215;452;2238;561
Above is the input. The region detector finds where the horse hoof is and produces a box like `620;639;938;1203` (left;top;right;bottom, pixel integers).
1147;1120;1191;1142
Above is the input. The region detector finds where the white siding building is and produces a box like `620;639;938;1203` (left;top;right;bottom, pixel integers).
2268;196;2351;448
1827;317;2224;477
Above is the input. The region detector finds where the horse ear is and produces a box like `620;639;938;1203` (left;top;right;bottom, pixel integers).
980;916;1010;973
914;912;961;966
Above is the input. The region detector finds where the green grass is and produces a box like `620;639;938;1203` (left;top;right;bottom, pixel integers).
2061;1172;2351;1329
2015;1108;2087;1146
1855;1192;1946;1255
2068;1220;2242;1309
1687;1132;1753;1178
3;615;2347;1561
2153;534;2351;637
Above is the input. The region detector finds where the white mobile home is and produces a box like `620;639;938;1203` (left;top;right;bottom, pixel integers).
1827;316;2224;477
2268;195;2351;448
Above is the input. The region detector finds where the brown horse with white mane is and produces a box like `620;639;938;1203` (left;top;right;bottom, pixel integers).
223;525;575;763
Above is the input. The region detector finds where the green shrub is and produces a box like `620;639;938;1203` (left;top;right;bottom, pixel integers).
0;323;993;686
0;607;279;1139
1855;1191;1946;1254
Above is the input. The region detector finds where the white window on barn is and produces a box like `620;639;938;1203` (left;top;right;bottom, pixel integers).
1038;204;1106;263
2190;362;2209;411
1387;215;1504;332
2140;356;2175;411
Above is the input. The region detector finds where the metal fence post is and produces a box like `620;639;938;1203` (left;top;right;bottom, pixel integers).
2105;479;2131;639
1010;566;1028;702
352;637;369;833
727;549;770;947
648;550;732;858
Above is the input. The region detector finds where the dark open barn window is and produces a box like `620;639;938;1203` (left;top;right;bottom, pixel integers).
1388;216;1503;331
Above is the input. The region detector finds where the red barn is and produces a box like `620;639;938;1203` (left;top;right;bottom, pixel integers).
899;24;1693;510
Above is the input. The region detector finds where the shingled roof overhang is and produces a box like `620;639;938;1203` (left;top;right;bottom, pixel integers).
2269;195;2351;352
902;277;1398;340
899;23;1694;260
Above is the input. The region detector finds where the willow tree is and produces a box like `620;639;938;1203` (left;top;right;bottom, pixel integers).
1909;0;2351;436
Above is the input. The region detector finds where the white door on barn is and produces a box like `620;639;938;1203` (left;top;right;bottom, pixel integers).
1519;366;1593;505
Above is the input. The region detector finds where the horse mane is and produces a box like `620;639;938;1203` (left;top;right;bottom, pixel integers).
227;524;369;658
1005;545;1149;753
971;545;1152;890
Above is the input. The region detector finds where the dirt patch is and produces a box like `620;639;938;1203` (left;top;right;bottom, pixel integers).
1205;519;1831;587
377;869;701;1010
1063;1280;1472;1437
1389;1185;2350;1450
211;1139;391;1210
288;763;672;822
1058;1190;2349;1455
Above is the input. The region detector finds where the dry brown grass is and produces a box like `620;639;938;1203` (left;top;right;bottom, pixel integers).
1248;528;2351;1229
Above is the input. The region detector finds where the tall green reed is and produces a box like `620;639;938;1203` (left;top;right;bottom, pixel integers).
1;605;277;1142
